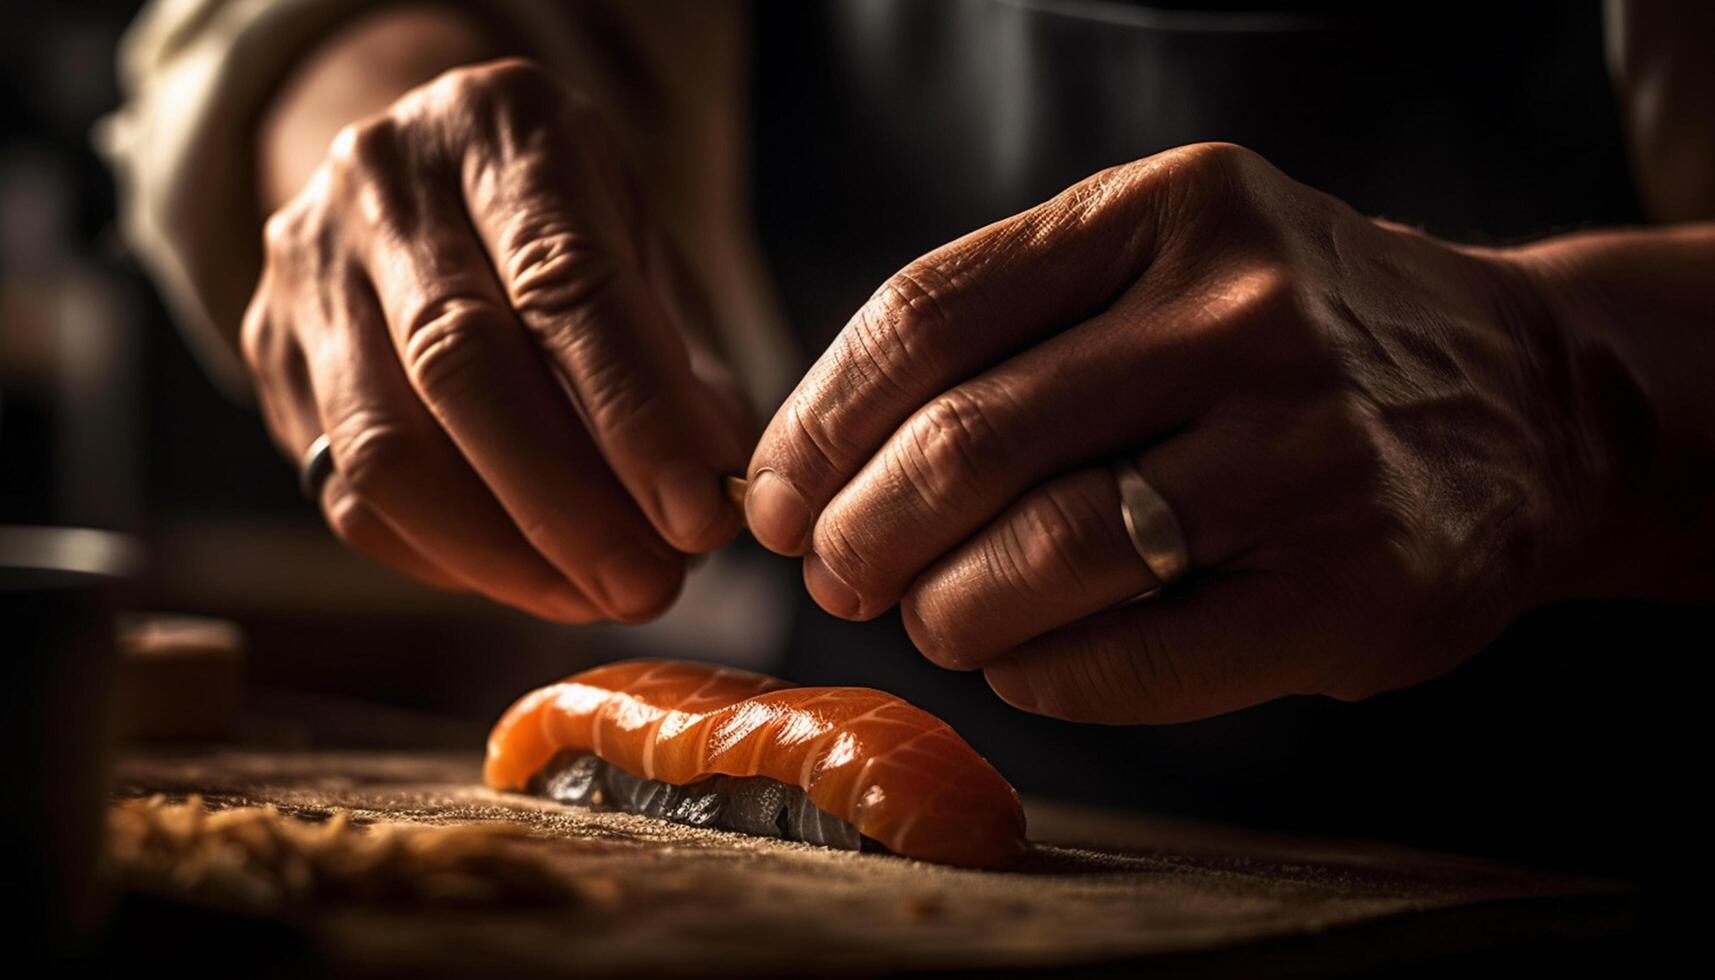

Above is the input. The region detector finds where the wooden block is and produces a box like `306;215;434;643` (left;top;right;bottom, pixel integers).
114;615;243;741
110;749;1636;975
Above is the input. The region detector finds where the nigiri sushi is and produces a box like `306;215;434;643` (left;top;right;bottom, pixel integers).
484;659;1026;868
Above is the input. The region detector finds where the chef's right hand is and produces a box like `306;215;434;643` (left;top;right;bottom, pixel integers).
242;59;748;623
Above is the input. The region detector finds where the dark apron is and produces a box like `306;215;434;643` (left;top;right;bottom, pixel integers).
753;0;1669;881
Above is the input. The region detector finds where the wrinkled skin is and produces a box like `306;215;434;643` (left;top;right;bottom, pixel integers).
243;59;749;624
247;54;1630;725
746;142;1607;724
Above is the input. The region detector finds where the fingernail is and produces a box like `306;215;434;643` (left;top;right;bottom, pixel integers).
596;548;682;620
804;553;861;619
747;469;812;554
655;462;726;545
986;660;1038;711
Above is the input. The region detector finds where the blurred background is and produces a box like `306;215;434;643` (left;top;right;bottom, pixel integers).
0;0;1689;906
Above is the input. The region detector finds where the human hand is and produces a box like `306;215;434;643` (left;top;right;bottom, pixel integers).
243;59;749;623
746;143;1601;722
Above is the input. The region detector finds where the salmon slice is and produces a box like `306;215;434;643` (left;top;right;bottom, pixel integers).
484;659;1027;868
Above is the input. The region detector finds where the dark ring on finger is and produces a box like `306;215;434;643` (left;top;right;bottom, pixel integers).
299;434;336;500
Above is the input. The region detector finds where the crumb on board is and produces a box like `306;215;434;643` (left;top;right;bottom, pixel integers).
107;794;590;910
101;752;1635;976
904;891;947;921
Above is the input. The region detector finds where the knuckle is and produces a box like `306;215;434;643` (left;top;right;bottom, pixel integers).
238;297;273;374
264;185;346;277
452;58;565;130
781;397;864;477
261;206;300;257
503;224;614;321
508;259;662;445
972;529;1028;604
1194;261;1320;369
330;418;416;501
1232;262;1306;335
400;296;503;398
1055;162;1147;227
864;262;958;367
964;500;1084;623
1150;142;1263;234
405;64;480;122
471;57;556;98
327;115;397;174
320;483;373;547
577;355;660;444
892;385;1007;513
810;514;874;585
1010;487;1100;595
1167;141;1256;189
834;259;965;406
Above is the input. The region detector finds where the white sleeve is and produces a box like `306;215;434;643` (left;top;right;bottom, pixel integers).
92;0;584;398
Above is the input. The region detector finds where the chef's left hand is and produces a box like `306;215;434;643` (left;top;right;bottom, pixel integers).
745;143;1610;724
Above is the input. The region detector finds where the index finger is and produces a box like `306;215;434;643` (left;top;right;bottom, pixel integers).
453;63;748;553
742;154;1189;556
329;116;686;621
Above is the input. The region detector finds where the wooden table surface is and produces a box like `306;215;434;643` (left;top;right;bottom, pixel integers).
111;749;1635;977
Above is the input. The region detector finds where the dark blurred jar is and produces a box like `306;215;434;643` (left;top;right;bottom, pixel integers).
1;526;139;963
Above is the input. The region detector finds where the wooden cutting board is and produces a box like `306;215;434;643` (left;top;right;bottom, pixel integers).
111;750;1633;977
